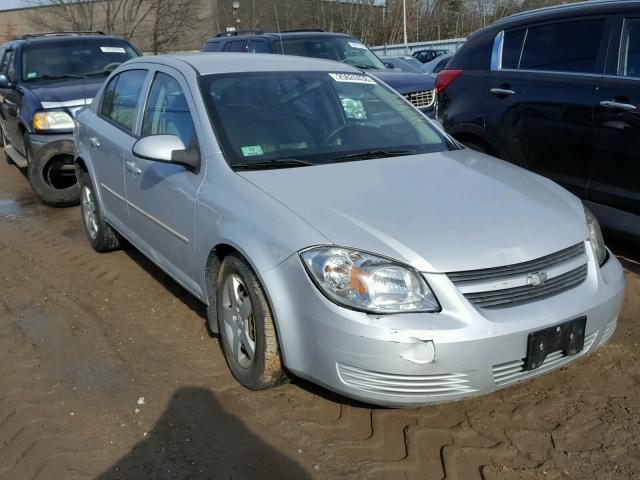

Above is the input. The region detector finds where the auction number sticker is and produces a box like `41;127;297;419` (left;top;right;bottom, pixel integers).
100;46;126;53
329;73;376;85
348;42;367;49
241;145;264;157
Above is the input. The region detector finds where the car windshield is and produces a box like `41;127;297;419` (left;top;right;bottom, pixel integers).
200;71;455;170
274;36;386;70
21;40;138;81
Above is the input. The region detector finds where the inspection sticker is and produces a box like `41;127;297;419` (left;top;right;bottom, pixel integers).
348;42;367;49
329;73;376;85
100;46;126;53
241;145;264;157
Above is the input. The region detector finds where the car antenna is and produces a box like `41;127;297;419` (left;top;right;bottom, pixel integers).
274;4;284;55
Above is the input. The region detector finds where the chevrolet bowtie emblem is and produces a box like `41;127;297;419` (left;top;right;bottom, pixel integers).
527;271;548;287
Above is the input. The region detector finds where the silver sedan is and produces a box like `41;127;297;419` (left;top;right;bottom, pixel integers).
73;53;625;406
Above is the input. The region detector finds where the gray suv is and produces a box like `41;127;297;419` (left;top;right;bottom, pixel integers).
74;53;624;406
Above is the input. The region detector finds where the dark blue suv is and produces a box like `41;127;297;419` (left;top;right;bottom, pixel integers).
0;32;139;206
201;30;436;115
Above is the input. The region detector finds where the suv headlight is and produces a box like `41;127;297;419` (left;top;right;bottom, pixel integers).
34;111;74;131
300;246;440;314
584;206;607;266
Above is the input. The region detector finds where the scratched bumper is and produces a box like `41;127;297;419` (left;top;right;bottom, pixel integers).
27;132;75;164
263;248;624;407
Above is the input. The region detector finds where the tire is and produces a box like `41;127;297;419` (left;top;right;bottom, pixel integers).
24;133;79;207
216;253;287;390
78;171;122;253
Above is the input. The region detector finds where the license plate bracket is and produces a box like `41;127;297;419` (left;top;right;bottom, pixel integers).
524;316;586;371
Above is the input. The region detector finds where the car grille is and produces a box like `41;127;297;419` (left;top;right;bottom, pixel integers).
404;89;435;109
447;243;588;309
492;329;599;387
336;363;475;397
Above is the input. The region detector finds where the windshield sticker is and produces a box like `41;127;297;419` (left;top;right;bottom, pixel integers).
100;46;126;53
348;42;367;50
27;72;37;79
329;73;376;85
241;145;264;157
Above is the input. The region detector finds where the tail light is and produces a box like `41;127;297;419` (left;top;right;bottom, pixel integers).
435;69;463;93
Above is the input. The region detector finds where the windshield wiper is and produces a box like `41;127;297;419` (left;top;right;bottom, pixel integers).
28;73;86;81
233;159;314;171
321;149;417;164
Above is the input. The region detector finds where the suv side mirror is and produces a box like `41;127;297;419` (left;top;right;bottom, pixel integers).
0;74;14;89
383;62;394;69
132;135;200;171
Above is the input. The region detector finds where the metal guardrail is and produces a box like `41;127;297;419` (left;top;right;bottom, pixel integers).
370;37;466;57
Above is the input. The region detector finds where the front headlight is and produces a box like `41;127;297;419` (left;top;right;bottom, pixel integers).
34;111;74;131
584;206;607;266
300;246;440;314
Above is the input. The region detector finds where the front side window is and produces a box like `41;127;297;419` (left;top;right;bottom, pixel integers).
100;69;147;133
21;39;138;82
519;19;605;73
619;19;640;78
200;71;454;169
274;37;386;70
142;72;197;150
1;50;13;76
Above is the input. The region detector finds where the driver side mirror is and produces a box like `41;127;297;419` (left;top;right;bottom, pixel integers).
383;62;395;69
0;74;14;89
132;135;200;171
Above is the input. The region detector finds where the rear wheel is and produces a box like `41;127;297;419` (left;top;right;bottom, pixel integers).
78;171;122;252
216;254;287;390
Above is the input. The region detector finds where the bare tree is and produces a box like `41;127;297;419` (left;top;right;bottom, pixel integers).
26;0;96;32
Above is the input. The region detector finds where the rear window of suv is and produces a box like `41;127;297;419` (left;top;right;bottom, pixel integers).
513;19;605;73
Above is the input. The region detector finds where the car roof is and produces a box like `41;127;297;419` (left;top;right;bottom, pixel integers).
128;52;363;76
486;0;640;31
11;33;126;45
207;31;355;42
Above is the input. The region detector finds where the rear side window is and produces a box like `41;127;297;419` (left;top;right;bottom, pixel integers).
202;41;221;52
100;69;147;133
249;40;271;53
519;19;605;73
502;29;526;69
619;19;640;78
225;40;247;52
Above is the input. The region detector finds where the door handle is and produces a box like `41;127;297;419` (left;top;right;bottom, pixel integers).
600;100;637;111
89;136;100;147
125;160;142;175
490;88;515;97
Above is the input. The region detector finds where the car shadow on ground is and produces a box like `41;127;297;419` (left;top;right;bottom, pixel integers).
96;387;311;480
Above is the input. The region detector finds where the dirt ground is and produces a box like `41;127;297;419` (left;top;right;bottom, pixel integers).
0;154;639;480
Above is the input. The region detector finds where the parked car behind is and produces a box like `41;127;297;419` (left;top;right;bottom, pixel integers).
74;53;623;407
421;52;454;75
0;32;139;206
413;48;450;63
380;55;425;74
437;0;640;239
202;30;436;115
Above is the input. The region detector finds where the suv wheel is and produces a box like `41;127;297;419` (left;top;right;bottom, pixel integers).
78;171;122;252
462;139;492;155
25;133;79;206
216;254;287;390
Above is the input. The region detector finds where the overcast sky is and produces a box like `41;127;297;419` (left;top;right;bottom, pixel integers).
0;0;30;10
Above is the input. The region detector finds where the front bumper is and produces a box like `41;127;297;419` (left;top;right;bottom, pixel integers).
264;243;625;407
26;132;75;165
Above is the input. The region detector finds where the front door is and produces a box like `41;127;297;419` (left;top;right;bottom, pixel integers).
90;68;149;234
0;49;21;149
124;67;205;295
589;16;640;220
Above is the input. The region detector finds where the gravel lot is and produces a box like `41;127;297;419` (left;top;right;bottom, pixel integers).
0;153;639;480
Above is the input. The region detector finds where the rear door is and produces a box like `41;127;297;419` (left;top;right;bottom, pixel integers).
487;17;610;197
89;68;149;234
123;66;205;293
589;15;640;220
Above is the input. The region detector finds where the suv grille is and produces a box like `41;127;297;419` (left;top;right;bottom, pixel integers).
447;243;588;309
404;89;435;109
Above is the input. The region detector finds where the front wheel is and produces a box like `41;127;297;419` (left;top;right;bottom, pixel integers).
216;254;287;390
78;171;122;253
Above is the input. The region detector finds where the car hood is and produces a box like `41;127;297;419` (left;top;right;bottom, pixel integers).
238;150;588;273
368;69;434;94
26;77;105;107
